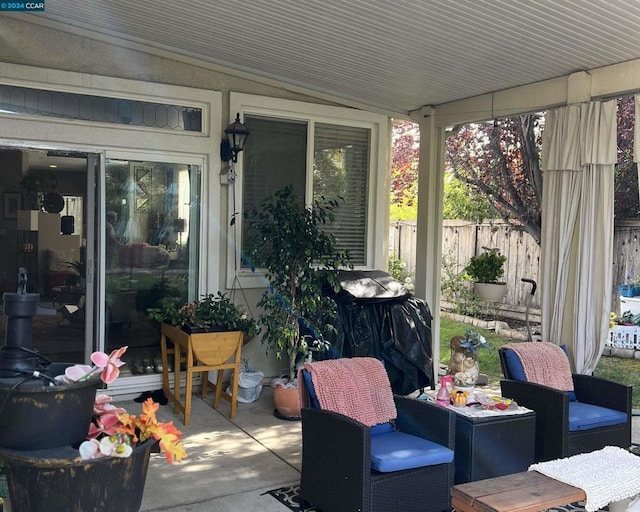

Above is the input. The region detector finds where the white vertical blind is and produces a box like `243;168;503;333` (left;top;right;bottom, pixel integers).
313;123;369;265
242;116;370;266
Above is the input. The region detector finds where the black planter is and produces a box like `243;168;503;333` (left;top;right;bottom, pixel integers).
0;440;155;512
179;323;229;334
0;363;101;450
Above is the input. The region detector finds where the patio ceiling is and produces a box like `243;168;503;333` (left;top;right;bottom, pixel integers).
10;0;640;117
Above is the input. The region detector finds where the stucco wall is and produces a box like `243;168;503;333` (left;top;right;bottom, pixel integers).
0;16;331;115
0;16;342;379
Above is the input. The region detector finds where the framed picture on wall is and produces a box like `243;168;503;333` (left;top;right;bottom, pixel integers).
134;166;151;212
3;192;22;219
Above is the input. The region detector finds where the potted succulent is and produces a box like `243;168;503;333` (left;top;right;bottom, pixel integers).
240;185;351;419
147;292;260;343
464;247;507;302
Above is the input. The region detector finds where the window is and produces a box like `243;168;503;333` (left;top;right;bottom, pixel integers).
229;93;389;288
0;84;202;132
241;116;369;267
313;123;369;264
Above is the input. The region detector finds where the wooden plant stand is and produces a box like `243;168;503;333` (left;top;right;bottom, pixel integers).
160;323;243;425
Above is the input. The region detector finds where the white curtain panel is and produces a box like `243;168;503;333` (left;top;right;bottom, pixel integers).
540;101;617;374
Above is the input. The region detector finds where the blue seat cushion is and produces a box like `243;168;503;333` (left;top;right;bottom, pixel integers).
503;347;577;401
370;431;454;472
568;401;628;431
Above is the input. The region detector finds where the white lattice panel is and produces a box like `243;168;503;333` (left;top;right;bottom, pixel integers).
609;326;640;350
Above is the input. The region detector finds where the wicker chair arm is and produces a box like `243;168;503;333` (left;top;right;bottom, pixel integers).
300;407;370;510
501;379;569;430
394;396;455;449
572;373;632;413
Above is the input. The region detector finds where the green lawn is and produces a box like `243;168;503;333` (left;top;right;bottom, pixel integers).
439;317;640;409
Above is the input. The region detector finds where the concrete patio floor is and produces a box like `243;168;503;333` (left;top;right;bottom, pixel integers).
131;387;640;512
138;385;302;512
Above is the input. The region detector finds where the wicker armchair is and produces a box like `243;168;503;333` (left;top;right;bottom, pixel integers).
499;345;631;463
300;394;455;512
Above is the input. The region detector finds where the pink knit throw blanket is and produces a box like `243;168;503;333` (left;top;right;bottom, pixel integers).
506;342;574;391
299;358;397;426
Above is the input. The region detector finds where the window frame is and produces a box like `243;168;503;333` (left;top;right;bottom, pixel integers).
227;93;390;289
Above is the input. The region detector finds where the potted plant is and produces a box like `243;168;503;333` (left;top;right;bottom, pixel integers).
147;292;260;342
65;259;86;287
464;247;507;302
0;346;186;512
240;185;351;419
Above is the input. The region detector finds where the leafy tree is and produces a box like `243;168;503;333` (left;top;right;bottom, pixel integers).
392;98;637;234
615;97;638;218
443;173;492;223
446;115;544;243
390;121;419;221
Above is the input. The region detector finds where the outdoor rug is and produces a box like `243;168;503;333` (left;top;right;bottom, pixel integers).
264;485;603;512
264;485;318;511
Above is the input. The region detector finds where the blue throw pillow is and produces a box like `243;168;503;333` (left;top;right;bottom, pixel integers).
301;370;320;409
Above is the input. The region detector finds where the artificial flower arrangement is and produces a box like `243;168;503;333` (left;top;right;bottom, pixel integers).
60;346;187;463
458;329;490;355
449;329;490;387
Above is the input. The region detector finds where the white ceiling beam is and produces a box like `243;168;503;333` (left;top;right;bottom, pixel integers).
431;58;640;127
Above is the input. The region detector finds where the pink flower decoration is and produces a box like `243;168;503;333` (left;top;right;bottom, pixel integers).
64;364;93;383
79;439;101;460
93;394;127;415
91;346;128;384
87;412;121;439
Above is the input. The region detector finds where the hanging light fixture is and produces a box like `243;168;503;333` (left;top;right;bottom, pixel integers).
61;197;75;235
220;112;250;163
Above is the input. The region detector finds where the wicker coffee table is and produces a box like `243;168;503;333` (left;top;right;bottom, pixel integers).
451;471;586;512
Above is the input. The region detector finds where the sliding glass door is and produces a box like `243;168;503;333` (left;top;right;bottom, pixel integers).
103;158;201;377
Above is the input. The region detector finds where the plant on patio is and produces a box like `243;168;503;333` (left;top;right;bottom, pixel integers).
1;345;186;512
239;185;352;384
464;248;506;284
63;346;187;463
146;292;260;340
465;247;508;302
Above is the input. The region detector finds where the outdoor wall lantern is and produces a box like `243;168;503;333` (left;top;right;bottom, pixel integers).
220;112;250;163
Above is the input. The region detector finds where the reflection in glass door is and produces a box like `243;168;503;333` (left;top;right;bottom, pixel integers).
0;149;91;365
104;159;200;377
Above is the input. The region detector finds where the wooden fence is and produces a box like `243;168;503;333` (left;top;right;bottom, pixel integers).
389;219;640;315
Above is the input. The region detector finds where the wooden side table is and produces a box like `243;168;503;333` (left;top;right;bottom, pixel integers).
451;471;586;512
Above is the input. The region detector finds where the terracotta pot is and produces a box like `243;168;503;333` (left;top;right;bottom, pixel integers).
273;385;301;419
0;440;155;512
